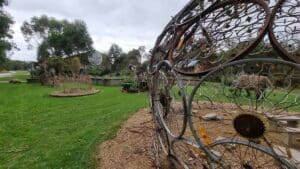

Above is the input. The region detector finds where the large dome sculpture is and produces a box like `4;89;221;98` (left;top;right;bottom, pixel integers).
149;0;300;168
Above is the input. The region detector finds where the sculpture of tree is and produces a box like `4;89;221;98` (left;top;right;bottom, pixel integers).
149;0;300;168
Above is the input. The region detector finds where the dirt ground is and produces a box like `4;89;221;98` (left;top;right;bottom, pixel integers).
97;103;298;169
97;108;164;169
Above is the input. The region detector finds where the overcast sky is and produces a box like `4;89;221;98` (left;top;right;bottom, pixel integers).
5;0;187;61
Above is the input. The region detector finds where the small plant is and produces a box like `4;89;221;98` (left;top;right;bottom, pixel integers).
9;79;22;84
50;75;99;97
57;75;93;94
121;73;148;93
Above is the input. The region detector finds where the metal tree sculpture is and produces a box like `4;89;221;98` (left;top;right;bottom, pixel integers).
149;0;300;168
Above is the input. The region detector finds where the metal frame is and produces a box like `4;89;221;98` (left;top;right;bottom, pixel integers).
149;0;300;168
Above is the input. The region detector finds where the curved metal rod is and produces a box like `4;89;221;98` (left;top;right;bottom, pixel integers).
150;60;189;139
186;58;300;167
268;0;300;63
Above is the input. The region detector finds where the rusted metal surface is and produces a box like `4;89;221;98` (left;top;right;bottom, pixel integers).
149;0;300;168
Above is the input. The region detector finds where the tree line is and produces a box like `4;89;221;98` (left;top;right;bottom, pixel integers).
21;15;149;76
0;0;14;71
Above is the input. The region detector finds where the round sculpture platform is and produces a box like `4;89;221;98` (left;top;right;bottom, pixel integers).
50;89;100;97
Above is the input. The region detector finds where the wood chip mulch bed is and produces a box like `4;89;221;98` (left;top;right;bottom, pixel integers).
97;108;172;169
50;89;100;97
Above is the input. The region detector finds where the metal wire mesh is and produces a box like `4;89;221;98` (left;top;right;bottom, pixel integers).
149;0;300;168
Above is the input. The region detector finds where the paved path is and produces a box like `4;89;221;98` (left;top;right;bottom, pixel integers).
0;71;15;78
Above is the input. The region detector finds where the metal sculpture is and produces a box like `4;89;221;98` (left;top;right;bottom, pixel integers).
149;0;300;168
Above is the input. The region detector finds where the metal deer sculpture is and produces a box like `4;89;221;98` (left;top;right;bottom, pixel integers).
148;0;300;168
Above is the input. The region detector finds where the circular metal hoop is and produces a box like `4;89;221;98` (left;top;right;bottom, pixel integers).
268;0;300;63
209;138;295;168
151;63;189;139
151;0;271;76
187;58;300;168
149;0;300;168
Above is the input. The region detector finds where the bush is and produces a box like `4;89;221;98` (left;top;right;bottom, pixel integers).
119;69;130;76
64;57;81;75
122;81;139;93
57;75;93;93
87;66;102;76
30;69;41;78
47;56;64;74
9;79;22;84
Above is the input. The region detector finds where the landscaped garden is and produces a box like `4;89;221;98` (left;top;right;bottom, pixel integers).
0;83;148;169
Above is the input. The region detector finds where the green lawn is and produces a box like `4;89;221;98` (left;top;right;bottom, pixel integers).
169;82;300;112
0;71;30;82
185;82;300;112
0;84;148;169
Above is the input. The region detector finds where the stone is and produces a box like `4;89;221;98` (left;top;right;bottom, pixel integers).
290;148;300;168
215;136;226;141
273;145;288;158
290;148;300;163
202;113;223;121
202;113;217;120
216;115;224;120
211;150;221;157
188;158;194;161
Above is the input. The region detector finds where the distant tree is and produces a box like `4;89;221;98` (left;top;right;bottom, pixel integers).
100;53;112;75
6;60;31;70
47;56;64;75
0;0;14;70
108;44;123;71
37;40;50;61
138;46;149;63
114;53;129;72
21;15;93;62
127;49;141;66
137;60;149;75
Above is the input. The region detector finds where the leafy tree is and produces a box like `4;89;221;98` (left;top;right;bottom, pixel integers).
5;60;31;70
64;57;81;75
114;53;129;72
126;49;141;66
37;40;50;61
47;56;64;75
21;15;93;62
108;44;122;71
137;60;149;75
0;0;14;70
100;53;112;75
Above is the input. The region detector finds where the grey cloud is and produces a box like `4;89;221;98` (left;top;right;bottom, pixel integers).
6;0;187;61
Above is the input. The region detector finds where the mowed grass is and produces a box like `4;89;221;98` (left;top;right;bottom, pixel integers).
191;82;300;112
0;84;148;169
0;71;30;82
170;82;300;112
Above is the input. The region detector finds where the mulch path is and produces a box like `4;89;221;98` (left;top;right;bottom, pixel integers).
97;108;172;169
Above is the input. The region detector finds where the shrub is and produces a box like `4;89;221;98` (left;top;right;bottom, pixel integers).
9;79;22;84
30;69;41;78
64;57;81;75
87;65;102;76
57;75;93;94
47;56;64;75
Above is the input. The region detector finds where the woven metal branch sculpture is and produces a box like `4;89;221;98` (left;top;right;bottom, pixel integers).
149;0;300;168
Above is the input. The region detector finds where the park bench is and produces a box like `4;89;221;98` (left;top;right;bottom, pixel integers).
283;127;300;149
266;115;300;149
273;145;300;167
275;116;300;128
267;114;300;131
273;128;300;168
